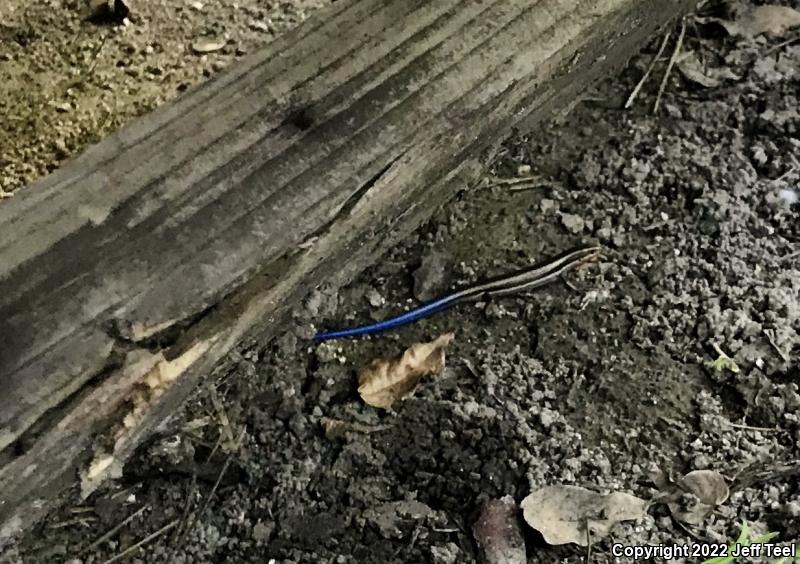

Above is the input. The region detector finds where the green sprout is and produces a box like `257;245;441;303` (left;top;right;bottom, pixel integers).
701;521;780;564
707;343;740;374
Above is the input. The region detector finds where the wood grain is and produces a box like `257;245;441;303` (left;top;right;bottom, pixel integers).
0;0;692;545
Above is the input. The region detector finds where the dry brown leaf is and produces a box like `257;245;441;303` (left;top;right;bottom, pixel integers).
718;5;800;37
520;485;648;546
676;51;740;88
357;333;454;409
665;469;729;525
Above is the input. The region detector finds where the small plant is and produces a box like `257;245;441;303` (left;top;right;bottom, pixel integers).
701;521;779;564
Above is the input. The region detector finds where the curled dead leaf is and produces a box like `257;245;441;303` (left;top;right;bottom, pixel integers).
520;485;648;546
665;469;729;525
357;333;454;409
717;5;800;38
676;51;740;88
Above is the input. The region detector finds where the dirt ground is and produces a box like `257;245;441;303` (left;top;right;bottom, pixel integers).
2;0;799;563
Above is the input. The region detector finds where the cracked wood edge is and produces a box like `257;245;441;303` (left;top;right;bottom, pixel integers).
0;0;693;546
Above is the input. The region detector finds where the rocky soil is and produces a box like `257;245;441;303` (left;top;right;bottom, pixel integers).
1;1;798;563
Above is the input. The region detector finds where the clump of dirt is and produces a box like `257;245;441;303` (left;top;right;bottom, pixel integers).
5;2;800;563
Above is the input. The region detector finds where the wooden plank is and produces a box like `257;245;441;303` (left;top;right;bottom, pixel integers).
0;0;693;546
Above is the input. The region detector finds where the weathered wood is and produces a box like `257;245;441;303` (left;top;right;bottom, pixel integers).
0;0;692;546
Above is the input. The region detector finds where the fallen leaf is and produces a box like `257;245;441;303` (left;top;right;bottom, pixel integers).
473;496;526;564
666;470;729;525
718;5;800;38
676;51;740;88
520;485;648;546
357;333;454;409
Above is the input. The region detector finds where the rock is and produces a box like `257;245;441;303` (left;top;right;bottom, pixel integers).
192;39;226;54
540;198;556;213
560;212;585;234
364;500;434;539
413;250;450;302
430;542;461;564
366;288;384;307
252;521;274;543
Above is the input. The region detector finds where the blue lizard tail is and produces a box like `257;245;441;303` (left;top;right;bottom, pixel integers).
312;294;458;341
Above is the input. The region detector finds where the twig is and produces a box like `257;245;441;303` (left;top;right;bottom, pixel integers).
101;520;178;564
653;20;686;114
198;454;234;518
48;516;97;529
766;29;800;55
779;250;800;264
674;518;705;542
482;175;543;189
722;420;783;433
585;519;593;563
763;329;789;363
85;33;109;76
173;428;245;553
624;31;671;109
208;383;237;451
171;473;197;537
774;166;797;183
508;181;556;192
732;460;800;491
83;505;148;554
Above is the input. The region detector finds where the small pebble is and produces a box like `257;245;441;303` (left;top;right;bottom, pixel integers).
560;212;585;234
366;288;384;307
192;39;226;54
539;198;556;213
413;250;450;302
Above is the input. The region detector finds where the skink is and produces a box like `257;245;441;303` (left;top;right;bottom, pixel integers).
313;245;601;342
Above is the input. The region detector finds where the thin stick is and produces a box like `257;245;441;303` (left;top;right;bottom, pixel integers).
624;31;671;109
101;520;178;564
763;329;789;363
508;181;555;192
653;20;686;114
84;505;147;553
723;421;783;433
674;519;704;542
170;473;197;546
483;175;543;188
48;516;96;529
585;519;593;563
208;383;237;451
766;29;800;55
173;428;245;553
198;454;234;518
